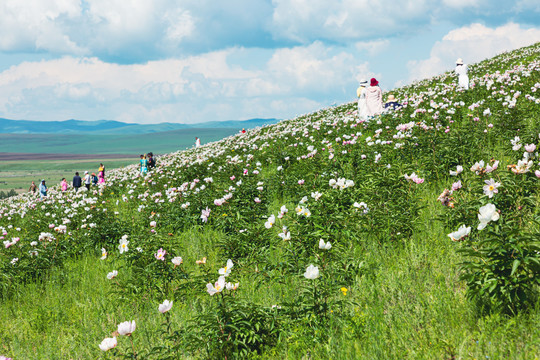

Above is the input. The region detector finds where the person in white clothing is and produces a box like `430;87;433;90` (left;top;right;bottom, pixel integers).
365;78;383;117
356;79;368;120
455;58;469;90
195;137;201;148
83;171;91;190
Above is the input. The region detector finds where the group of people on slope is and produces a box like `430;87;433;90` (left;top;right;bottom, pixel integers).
140;152;156;175
71;164;106;192
356;58;469;120
356;78;401;120
29;163;106;198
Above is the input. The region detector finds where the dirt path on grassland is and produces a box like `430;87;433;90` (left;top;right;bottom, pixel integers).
0;153;135;161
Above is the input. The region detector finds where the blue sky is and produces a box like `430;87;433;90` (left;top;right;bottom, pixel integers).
0;0;539;124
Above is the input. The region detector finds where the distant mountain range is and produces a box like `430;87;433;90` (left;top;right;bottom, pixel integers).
0;118;279;135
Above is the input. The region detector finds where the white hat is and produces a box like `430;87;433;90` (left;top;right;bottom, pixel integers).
359;79;368;85
456;58;463;65
84;171;88;174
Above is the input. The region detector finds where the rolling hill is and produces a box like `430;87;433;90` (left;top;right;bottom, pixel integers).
0;117;278;135
0;42;539;359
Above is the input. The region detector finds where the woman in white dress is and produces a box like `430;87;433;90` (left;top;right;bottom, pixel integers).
356;79;368;120
455;58;469;90
365;78;383;117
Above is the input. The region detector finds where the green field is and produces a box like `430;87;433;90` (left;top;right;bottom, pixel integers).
0;127;240;194
0;127;239;154
0;158;135;193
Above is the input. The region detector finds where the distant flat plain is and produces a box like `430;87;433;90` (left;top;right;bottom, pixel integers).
0;127;240;193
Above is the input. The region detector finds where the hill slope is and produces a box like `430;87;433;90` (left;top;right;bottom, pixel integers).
0;42;539;359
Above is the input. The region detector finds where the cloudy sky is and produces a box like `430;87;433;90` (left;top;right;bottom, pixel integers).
0;0;539;124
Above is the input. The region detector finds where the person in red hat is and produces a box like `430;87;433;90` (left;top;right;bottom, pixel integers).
365;78;383;117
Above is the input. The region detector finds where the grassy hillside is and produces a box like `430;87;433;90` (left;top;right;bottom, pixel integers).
0;42;539;359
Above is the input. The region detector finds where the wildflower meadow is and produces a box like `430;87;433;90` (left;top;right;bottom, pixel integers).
1;43;540;359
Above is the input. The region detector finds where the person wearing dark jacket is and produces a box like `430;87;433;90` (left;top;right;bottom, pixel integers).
147;153;156;169
73;172;82;192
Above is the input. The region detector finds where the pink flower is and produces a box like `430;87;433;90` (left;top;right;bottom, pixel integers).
404;173;424;184
485;160;499;173
254;197;261;203
524;144;537;153
535;170;540;178
230;175;235;181
298;179;305;185
451;181;462;191
155;248;167;261
201;207;211;223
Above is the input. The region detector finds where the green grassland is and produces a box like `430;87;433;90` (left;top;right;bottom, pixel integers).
0;127;240;194
0;158;135;193
0;127;239;154
0;43;539;359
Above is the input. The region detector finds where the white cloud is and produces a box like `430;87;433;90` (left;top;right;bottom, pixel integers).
407;22;540;82
355;40;390;56
271;0;434;43
0;0;86;54
0;42;371;123
442;0;484;9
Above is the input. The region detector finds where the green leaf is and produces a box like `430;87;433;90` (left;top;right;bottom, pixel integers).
511;259;521;276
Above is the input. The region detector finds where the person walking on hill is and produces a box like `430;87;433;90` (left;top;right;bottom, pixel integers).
29;181;37;194
73;172;82;192
140;155;148;175
365;78;383;117
356;79;369;120
61;178;68;192
83;171;91;190
195;137;201;148
455;58;469;90
39;179;47;198
98;163;106;184
91;173;98;185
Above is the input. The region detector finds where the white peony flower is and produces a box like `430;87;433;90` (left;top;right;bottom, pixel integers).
118;320;136;336
524;143;536;153
206;276;226;295
304;264;320;279
483;178;501;198
118;238;129;254
158;300;173;313
318;239;332;250
477;203;500;230
107;270;118;279
447;225;471;241
449;165;463;176
218;259;234;277
98;336;117;351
